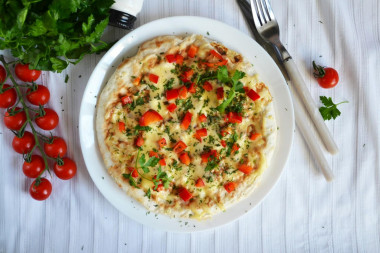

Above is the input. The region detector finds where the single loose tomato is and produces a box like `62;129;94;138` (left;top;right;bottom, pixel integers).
26;85;50;105
0;84;17;108
0;65;6;83
29;178;52;201
12;131;35;154
54;157;77;180
35;108;59;130
4;107;27;130
44;137;67;158
15;63;41;82
313;61;339;89
23;155;44;178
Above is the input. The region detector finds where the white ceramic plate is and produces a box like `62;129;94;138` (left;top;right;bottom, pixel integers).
79;16;294;232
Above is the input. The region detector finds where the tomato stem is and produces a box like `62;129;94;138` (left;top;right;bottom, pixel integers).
0;56;50;179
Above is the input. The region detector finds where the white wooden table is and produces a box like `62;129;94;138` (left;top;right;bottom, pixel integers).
1;0;379;252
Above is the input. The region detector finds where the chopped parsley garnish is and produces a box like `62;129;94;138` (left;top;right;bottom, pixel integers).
127;97;145;111
153;166;172;190
134;125;152;131
164;78;175;90
145;188;151;199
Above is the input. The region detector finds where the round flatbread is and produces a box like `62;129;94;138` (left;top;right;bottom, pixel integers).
96;34;276;219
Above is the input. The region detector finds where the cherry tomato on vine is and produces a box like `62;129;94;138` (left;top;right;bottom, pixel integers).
4;107;27;130
29;178;52;201
12;131;35;154
0;84;17;108
15;63;41;82
44;137;67;158
313;61;339;89
26;85;50;105
54;157;77;180
35;108;59;130
0;65;6;83
23;155;44;178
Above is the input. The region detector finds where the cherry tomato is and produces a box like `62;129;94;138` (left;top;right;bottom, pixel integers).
29;178;52;201
0;65;6;83
4;108;27;130
44;137;67;158
23;155;44;178
15;63;41;82
54;157;77;180
0;84;17;108
26;85;50;105
12;131;35;154
35;108;59;130
313;61;339;89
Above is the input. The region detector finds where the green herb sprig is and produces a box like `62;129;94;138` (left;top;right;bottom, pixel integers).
319;96;348;121
0;0;114;72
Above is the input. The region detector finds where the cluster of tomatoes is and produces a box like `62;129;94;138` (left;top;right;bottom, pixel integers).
0;63;77;201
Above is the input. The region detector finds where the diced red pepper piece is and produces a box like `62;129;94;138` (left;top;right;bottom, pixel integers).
187;45;198;58
121;95;133;105
180;112;193;130
246;89;260;101
249;133;261;141
149;74;159;84
243;86;250;93
210;49;224;61
203;81;213;91
139;110;163;126
195;178;205;187
216;87;224;100
232;143;240;153
135;136;144;147
178;187;193;201
198;114;207;122
166;54;176;63
149;151;159;158
155;184;164;192
132;76;141;86
224;182;236;193
220;129;230;137
194;128;208;142
204;59;228;68
176;54;184;65
221;140;227;147
159;158;166;166
173;141;187;153
183;69;194;80
178;86;188;99
227;111;242;124
128;167;138;178
158;138;167;149
167;103;177;112
166;89;179;100
118;122;125;132
238;164;254;174
179;152;191;165
201;150;219;163
188;82;196;93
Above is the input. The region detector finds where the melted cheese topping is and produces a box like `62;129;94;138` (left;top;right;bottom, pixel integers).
100;35;274;219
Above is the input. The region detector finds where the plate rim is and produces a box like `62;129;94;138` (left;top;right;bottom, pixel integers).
79;15;295;232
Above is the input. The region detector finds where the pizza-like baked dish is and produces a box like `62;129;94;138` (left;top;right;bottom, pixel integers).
96;35;276;219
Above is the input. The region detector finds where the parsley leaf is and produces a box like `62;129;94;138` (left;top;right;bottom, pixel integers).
122;173;139;188
319;96;348;121
138;154;160;173
145;188;151;199
153;166;172;190
216;66;246;114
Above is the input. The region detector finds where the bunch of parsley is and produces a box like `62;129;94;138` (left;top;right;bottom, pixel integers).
0;0;114;72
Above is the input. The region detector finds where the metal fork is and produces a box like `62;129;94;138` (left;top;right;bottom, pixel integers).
247;0;337;181
249;0;338;154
